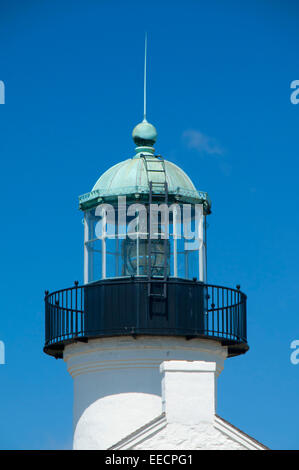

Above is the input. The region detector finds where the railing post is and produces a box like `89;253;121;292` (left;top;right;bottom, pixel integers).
80;285;84;335
236;285;240;341
74;281;79;336
211;286;214;335
243;293;247;342
44;291;49;344
55;299;59;341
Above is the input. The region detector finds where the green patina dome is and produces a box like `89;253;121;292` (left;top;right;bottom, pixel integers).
79;119;211;213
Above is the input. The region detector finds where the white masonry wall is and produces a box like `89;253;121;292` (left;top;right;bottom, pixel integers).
64;336;227;450
133;421;248;450
161;361;217;424
133;361;247;450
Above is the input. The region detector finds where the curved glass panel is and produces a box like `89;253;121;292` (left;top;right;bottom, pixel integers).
83;202;206;283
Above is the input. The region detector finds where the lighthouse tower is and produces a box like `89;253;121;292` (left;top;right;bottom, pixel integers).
43;114;266;449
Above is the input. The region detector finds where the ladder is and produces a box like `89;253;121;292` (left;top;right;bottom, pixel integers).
140;154;169;318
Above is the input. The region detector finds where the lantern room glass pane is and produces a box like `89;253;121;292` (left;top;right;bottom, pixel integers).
83;203;205;283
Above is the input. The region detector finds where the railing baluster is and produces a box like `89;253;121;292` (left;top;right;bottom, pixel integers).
75;283;78;336
225;289;228;338
217;287;219;335
61;291;63;339
71;288;73;338
229;291;233;338
222;288;224;338
65;290;69;336
80;287;83;335
237;290;240;340
212;287;214;335
59;292;61;340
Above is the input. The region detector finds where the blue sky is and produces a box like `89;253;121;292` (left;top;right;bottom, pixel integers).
0;0;299;450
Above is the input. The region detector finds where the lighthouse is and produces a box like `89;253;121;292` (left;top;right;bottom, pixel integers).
44;115;268;449
44;44;269;448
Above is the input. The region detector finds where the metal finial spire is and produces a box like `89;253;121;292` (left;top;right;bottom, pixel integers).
143;32;147;122
132;33;157;149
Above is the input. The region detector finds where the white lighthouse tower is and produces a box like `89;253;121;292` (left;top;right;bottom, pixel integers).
44;55;267;449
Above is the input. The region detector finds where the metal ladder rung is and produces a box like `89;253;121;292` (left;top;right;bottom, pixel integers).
149;311;167;317
150;293;167;299
150;182;166;186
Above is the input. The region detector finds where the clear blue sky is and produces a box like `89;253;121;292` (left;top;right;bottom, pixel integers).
0;0;298;450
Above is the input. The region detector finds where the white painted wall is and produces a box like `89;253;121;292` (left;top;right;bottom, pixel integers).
133;422;248;450
64;336;227;450
161;361;217;424
112;362;265;450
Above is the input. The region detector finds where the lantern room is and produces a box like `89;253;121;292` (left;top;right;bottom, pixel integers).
79;119;211;284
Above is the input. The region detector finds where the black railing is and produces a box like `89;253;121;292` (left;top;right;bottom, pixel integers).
44;278;248;358
44;281;85;347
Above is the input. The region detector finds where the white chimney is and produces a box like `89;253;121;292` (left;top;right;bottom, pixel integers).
160;360;217;424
